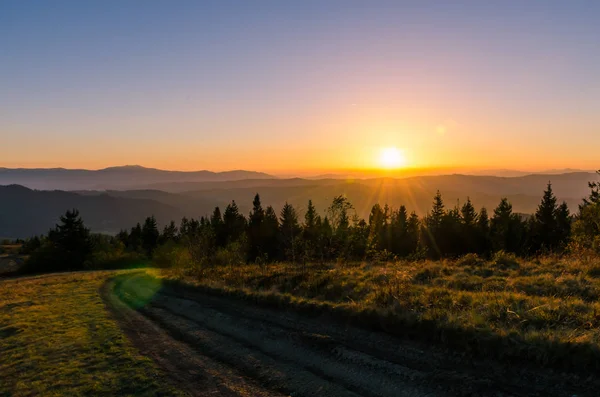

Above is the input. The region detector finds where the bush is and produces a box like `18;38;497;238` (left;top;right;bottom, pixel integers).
457;253;485;267
153;241;191;269
213;241;246;267
492;250;520;270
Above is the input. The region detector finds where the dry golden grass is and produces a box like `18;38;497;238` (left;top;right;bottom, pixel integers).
157;253;600;372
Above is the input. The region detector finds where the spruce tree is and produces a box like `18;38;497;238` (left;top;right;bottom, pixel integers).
390;205;409;255
51;209;93;270
406;212;420;256
210;207;226;246
302;200;320;261
476;207;491;255
428;191;445;230
263;206;280;261
128;223;143;252
422;191;445;258
141;216;160;256
460;198;478;254
160;220;178;244
223;201;246;244
555;201;571;249
490;198;525;254
573;171;600;250
247;193;265;261
280;202;301;262
533;182;559;251
367;204;386;254
304;200;317;230
440;205;462;257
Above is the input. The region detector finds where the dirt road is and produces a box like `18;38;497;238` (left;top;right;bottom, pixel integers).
104;272;599;397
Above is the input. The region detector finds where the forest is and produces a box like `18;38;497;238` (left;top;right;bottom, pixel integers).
16;171;600;274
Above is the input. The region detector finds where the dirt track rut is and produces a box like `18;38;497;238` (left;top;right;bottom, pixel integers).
104;273;600;397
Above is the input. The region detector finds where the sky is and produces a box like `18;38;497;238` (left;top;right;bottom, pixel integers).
1;1;599;175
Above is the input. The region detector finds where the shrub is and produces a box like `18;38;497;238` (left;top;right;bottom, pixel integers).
492;250;520;270
153;241;191;269
457;253;485;267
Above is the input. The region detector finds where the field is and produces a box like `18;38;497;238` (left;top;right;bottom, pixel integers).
159;253;600;373
3;257;600;396
0;271;181;396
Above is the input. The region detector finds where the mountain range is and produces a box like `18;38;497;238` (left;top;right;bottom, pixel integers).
0;165;273;190
0;166;598;238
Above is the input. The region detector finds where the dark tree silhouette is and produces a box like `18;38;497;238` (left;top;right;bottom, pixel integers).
141;216;159;256
247;193;266;261
223;201;246;244
490;198;525;254
263;205;280;261
280;202;301;262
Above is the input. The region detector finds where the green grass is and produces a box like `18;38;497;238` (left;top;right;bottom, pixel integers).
157;252;600;373
0;271;181;397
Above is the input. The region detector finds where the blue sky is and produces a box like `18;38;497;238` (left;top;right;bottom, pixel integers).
1;1;599;173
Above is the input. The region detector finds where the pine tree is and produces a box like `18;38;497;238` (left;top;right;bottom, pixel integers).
160;221;178;244
476;207;491;255
422;191;445;258
406;211;420;256
390;205;408;255
248;193;266;261
51;209;93;269
572;171;600;250
223;201;246;244
532;182;559;252
141;216;160;256
304;200;317;230
280;202;301;262
367;204;386;254
302;200;320;261
263;206;280;261
581;170;600;208
210;207;226;246
460;198;478;254
490;198;525;254
116;229;129;247
428;191;445;231
319;216;334;261
128;223;143;252
440;205;462;257
555;201;571;249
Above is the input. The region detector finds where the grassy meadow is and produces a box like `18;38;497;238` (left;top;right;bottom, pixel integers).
157;252;600;373
0;271;180;397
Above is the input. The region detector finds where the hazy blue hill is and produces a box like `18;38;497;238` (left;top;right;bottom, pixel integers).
0;166;274;190
1;171;597;238
0;185;186;238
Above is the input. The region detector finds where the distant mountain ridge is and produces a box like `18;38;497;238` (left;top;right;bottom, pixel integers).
2;171;598;238
0;165;274;190
0;184;185;238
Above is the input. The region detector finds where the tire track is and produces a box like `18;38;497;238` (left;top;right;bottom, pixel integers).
107;273;600;397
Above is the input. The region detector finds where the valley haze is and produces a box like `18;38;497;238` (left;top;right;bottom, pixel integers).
1;165;597;238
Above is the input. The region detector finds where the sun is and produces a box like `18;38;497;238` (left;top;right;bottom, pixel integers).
379;147;406;169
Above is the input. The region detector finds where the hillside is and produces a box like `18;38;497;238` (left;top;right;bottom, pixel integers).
0;185;186;238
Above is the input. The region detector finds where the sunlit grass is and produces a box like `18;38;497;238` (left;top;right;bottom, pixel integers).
157;254;600;372
0;271;180;396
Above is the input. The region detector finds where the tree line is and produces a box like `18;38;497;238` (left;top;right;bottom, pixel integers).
18;171;600;273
